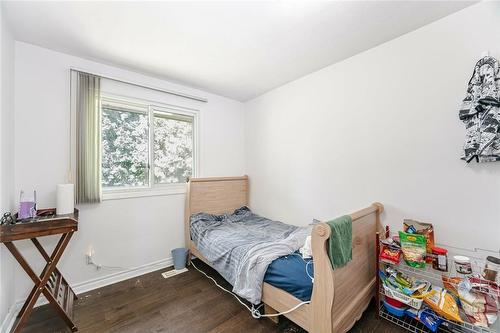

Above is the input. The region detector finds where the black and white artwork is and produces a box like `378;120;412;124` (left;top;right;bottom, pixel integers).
459;56;500;163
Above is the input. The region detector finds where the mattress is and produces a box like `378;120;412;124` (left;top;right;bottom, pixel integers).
264;251;314;302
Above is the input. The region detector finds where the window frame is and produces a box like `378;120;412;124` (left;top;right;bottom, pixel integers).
100;94;199;200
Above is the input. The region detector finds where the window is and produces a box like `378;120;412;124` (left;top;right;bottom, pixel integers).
101;100;149;188
153;110;194;184
101;97;197;198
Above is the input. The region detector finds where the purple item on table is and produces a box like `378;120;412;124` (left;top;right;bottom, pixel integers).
19;190;37;219
19;201;36;219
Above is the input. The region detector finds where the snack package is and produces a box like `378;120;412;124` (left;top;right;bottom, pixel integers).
399;231;427;268
458;278;498;327
466;312;489;327
380;245;401;265
424;286;463;323
404;220;435;263
384;267;431;297
405;307;442;332
469;276;500;300
442;276;462;297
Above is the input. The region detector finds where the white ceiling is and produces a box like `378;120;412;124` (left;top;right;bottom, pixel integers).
3;1;474;101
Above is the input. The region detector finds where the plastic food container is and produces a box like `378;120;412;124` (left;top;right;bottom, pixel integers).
483;256;500;282
385;296;405;308
383;300;407;318
453;255;472;274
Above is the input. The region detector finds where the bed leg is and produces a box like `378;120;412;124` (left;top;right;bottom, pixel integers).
264;304;279;324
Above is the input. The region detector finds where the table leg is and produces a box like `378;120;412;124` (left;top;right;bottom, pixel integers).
16;235;67;317
31;238;77;300
5;232;76;333
4;242;42;333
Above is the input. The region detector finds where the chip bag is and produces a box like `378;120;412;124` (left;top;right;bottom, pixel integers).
404;220;434;263
399;231;426;268
442;276;462;297
380;245;401;265
424;286;463;323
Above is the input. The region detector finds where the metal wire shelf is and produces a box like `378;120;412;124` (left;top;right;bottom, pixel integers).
380;305;452;333
380;305;498;333
377;230;499;333
379;238;500;299
382;262;500;299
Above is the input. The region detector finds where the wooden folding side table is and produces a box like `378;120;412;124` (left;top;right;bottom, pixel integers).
0;209;79;333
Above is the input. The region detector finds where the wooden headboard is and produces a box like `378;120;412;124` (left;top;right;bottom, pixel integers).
184;176;249;246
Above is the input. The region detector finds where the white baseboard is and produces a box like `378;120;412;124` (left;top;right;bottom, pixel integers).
72;257;173;295
0;257;173;333
0;307;17;333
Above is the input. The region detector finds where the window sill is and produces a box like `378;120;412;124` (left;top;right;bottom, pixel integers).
102;184;187;200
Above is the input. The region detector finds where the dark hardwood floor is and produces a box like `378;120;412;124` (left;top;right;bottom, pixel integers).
21;259;404;333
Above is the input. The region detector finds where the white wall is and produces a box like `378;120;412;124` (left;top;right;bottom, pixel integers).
13;42;245;304
5;1;500;327
0;5;16;330
245;2;500;251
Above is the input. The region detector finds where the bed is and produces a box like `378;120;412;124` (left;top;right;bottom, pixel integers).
184;176;384;333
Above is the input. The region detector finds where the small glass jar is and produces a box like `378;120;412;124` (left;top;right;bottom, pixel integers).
432;246;448;272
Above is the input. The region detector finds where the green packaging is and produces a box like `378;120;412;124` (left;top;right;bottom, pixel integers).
399;231;426;268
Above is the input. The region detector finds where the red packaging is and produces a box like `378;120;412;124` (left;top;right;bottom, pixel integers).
380;245;401;265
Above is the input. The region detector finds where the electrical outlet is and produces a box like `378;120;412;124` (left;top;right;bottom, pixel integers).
86;245;95;265
85;247;102;271
87;245;94;257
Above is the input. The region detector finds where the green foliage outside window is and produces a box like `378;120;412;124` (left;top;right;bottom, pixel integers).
102;107;149;187
154;115;193;184
101;100;194;189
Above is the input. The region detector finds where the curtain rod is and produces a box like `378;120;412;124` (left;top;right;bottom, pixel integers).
70;68;208;103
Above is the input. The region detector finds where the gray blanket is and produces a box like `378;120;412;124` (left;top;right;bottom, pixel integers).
190;207;311;304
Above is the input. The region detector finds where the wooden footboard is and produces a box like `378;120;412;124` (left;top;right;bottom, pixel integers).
310;203;384;333
185;176;384;333
261;203;384;333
